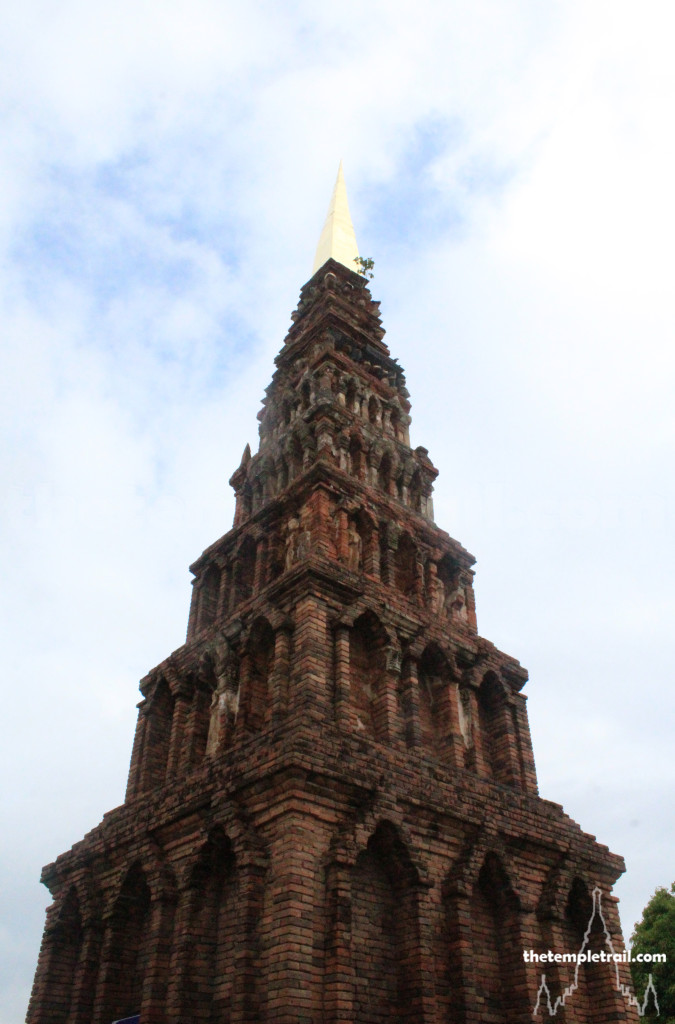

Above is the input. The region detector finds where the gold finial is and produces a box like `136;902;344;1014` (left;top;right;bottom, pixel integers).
312;161;360;275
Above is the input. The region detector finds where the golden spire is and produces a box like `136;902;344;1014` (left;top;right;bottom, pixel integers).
312;161;360;275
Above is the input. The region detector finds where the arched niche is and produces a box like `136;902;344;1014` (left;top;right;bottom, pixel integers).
182;829;238;1022
394;532;418;599
378;450;393;494
351;821;423;1024
241;481;253;520
246;618;275;733
276;455;289;492
252;478;264;512
349;434;365;481
417;645;453;759
197;564;221;631
345;379;359;414
141;679;175;792
389;405;402;442
352;509;375;574
477;672;518;787
437;553;460;599
261;458;277;500
349;612;388;740
408;470;422;512
368;394;380;426
234;536;256;606
41;886;85;1024
288;434;304;480
265;528;285;584
103;865;152;1023
187;674;215;768
468;853;522;1024
394;465;405;501
559;878;616;1022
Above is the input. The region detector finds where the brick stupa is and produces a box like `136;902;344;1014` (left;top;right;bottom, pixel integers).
27;169;639;1024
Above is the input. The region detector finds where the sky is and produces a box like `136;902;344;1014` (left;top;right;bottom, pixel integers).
1;0;674;1019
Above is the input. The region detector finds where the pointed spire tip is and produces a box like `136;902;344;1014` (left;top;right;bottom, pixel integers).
312;163;359;276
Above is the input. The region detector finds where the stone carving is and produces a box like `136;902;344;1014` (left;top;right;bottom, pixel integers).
206;635;240;756
285;511;312;568
385;646;401;674
284;516;300;569
448;586;468;622
458;687;473;748
296;509;312;562
428;563;446;617
347;521;362;571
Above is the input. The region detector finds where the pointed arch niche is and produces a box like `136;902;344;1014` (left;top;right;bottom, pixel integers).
352;508;377;577
468;853;525;1024
233;536;256;607
349;434;365;482
101;865;152;1024
417;645;455;763
139;678;175;793
394;532;418;600
377;450;393;495
351;822;425;1024
408;469;422;513
38;886;85;1024
180;829;238;1021
288;433;304;480
557;878;618;1022
349;612;388;740
476;672;520;787
196;564;221;631
241;617;275;734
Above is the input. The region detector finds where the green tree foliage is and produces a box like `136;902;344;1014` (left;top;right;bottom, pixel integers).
354;256;374;279
631;883;675;1021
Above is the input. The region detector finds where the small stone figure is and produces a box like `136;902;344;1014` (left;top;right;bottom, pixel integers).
347;521;362;571
385;646;402;674
457;687;473;748
428;564;446;617
295;508;312;562
205;635;239;756
448;586;468;622
284;516;300;569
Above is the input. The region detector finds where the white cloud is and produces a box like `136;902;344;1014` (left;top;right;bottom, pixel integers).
2;0;674;1018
